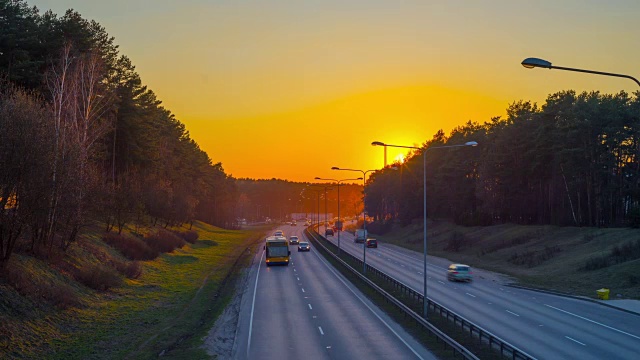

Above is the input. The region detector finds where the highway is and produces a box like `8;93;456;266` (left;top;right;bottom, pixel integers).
324;228;640;359
233;224;435;360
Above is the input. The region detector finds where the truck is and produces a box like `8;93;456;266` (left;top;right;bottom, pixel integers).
354;229;368;243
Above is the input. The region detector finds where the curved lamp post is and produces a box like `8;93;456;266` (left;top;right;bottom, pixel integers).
521;57;640;87
371;140;478;318
315;176;362;255
331;167;376;274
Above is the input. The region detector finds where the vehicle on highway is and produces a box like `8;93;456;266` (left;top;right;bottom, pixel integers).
366;238;377;248
291;220;297;226
274;230;284;237
447;264;473;282
325;228;334;236
265;236;290;266
289;235;299;245
298;241;310;252
354;228;367;243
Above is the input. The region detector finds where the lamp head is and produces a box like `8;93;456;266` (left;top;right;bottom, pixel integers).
314;177;321;180
465;141;479;147
521;57;552;69
371;141;385;146
331;167;340;170
357;177;363;180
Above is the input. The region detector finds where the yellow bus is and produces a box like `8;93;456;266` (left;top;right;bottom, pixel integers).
265;236;290;266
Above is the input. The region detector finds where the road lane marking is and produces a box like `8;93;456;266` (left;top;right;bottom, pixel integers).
308;304;313;310
247;249;264;358
565;336;586;346
545;304;640;340
297;277;300;281
318;327;324;335
465;293;476;298
438;281;445;284
506;310;520;317
417;272;422;275
311;247;425;359
301;288;305;293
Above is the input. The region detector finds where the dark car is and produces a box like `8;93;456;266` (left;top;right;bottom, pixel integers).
289;236;300;245
298;241;310;252
325;228;334;236
366;238;377;248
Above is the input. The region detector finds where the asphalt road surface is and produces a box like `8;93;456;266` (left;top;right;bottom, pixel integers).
233;224;436;360
324;228;640;360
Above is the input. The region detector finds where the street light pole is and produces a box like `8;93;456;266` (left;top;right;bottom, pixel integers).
315;177;362;255
521;57;640;87
308;185;332;233
372;140;478;318
331;167;375;274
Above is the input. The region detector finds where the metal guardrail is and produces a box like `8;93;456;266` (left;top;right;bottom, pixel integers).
306;227;537;360
305;228;480;360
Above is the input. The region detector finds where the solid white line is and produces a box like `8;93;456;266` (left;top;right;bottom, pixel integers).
318;326;324;335
466;293;476;298
565;336;586;346
247;249;264;359
506;310;520;317
545;304;640;340
311;246;424;359
301;288;305;293
308;304;313;310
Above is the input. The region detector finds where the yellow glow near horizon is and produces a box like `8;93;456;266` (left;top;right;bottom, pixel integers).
394;154;406;164
27;0;640;182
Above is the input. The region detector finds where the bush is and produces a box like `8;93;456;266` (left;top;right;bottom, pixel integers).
103;232;158;260
172;230;199;244
4;260;80;309
110;259;142;279
75;264;123;291
445;231;468;252
143;229;186;253
582;256;611;271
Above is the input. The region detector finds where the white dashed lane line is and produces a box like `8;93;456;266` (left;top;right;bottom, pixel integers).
466;293;476;298
565;336;586;346
545;304;640;340
438;281;445;285
308;304;313;310
318;327;324;335
301;288;305;293
506;310;520;317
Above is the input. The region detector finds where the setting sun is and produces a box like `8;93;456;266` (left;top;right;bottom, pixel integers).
394;153;405;164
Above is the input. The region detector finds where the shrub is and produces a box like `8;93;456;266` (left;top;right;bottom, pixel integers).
582;256;610;271
172;230;199;244
110;259;142;279
4;260;80;309
143;229;186;253
445;231;468;252
103;232;158;260
75;264;123;291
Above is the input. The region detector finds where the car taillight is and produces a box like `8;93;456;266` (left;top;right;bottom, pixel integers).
452;271;458;274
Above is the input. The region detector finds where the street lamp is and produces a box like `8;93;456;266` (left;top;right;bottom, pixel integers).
521;57;640;87
308;185;333;232
372;140;478;318
315;176;363;255
331;166;376;274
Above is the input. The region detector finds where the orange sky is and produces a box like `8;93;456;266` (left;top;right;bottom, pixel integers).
30;0;640;181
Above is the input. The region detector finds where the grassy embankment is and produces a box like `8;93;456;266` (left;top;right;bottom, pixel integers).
374;220;640;299
0;221;268;359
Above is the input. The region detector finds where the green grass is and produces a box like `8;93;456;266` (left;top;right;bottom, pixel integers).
0;221;269;359
375;219;640;299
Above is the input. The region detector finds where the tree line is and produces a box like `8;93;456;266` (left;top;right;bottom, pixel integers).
365;90;640;229
236;178;364;222
0;0;237;269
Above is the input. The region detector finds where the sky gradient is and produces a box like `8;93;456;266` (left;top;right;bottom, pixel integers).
29;0;640;181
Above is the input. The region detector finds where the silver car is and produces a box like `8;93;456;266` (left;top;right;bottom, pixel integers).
447;264;473;282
